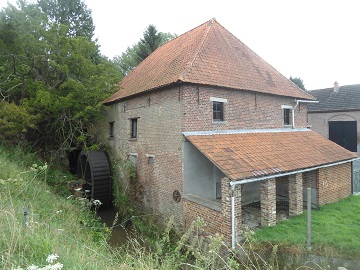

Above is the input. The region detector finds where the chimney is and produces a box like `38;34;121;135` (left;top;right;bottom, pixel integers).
334;81;340;92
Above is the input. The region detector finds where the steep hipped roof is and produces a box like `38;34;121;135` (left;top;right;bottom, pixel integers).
184;129;357;181
104;19;314;104
308;84;360;112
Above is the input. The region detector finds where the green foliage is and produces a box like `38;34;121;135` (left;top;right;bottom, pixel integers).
254;195;360;259
0;145;323;269
37;0;95;40
0;1;120;151
0;101;37;143
0;145;111;269
290;76;306;90
111;158;136;219
113;24;176;77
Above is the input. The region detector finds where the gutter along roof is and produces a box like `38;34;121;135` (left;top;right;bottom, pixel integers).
184;128;358;181
104;19;314;104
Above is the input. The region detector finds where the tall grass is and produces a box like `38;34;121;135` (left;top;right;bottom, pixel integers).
0;146;118;269
0;145;322;269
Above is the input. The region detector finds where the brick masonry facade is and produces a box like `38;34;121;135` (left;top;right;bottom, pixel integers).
96;83;353;242
181;84;308;131
317;163;352;205
97;86;184;222
97;84;309;226
308;110;360;145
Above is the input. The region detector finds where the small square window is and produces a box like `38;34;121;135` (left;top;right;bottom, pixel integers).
109;121;114;138
131;118;137;138
284;109;291;126
213;101;224;121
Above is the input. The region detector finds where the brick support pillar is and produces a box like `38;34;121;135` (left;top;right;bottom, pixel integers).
260;178;276;226
289;173;303;216
234;185;242;240
221;177;232;243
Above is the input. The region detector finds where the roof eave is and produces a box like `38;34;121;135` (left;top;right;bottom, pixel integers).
230;157;359;186
102;81;182;105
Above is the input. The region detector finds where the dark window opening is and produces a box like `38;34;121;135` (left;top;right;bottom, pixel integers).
131;118;137;138
216;182;221;199
109;121;114;138
284;109;291;125
213;101;224;121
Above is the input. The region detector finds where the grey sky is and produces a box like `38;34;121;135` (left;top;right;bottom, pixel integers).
1;0;359;90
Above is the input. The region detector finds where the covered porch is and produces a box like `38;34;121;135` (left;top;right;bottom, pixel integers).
182;128;358;246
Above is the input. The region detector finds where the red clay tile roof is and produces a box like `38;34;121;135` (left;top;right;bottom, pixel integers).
104;19;314;104
185;129;357;181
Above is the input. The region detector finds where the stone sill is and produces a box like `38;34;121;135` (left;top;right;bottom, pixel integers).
212;121;228;125
183;194;221;212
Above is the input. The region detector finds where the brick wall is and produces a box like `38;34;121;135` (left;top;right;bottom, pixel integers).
303;171;317;189
183;200;231;243
308;111;360;144
317;163;352;205
98;86;184;223
181;84;308;131
97;83;309;227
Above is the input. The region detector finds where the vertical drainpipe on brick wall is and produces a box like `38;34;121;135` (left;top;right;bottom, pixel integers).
291;100;319;128
231;185;235;248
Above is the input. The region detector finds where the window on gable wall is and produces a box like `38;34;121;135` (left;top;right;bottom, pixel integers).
130;118;138;138
213;101;224;121
211;97;227;122
283;108;291;126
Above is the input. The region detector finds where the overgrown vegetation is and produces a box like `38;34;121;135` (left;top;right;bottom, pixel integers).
0;0;120;152
254;195;360;259
2;145;326;269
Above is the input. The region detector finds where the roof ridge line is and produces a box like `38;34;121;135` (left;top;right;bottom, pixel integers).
178;19;215;81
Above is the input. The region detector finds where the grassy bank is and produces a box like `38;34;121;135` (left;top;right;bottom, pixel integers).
0;146;118;269
254;195;360;259
2;145;355;269
0;146;279;270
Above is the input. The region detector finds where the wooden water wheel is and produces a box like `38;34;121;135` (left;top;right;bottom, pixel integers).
77;150;112;207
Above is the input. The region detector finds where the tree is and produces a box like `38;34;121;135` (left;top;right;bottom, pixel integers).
290;76;306;90
37;0;95;40
0;1;120;151
113;24;176;77
112;44;141;79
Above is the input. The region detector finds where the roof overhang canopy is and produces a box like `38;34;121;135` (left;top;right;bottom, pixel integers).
184;128;358;181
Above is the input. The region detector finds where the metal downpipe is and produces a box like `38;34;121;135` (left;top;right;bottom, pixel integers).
231;185;235;249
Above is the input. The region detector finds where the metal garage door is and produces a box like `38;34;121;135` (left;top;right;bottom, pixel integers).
329;121;357;152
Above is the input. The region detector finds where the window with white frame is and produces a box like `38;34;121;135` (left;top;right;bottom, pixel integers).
281;105;292;126
210;97;228;122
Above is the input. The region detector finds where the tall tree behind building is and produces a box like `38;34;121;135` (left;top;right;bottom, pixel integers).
113;24;176;78
290;76;306;90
